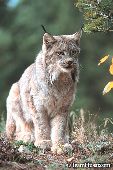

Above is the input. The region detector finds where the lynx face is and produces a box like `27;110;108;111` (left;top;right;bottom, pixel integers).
42;33;81;83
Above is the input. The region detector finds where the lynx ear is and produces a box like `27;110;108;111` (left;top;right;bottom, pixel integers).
43;33;56;49
73;30;82;46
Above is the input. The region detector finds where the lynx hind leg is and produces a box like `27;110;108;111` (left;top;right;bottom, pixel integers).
6;83;20;140
6;115;16;140
6;83;34;142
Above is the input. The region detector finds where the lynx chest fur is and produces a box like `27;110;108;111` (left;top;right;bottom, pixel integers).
6;31;81;154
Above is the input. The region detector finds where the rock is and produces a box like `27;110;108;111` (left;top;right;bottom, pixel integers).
18;145;31;153
63;143;73;153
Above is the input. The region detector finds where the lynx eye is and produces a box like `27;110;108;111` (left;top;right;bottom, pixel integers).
71;50;77;56
56;51;65;56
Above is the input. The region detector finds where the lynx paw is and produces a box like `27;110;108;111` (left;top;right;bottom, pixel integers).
51;143;73;155
34;140;51;150
51;144;64;154
15;132;34;143
6;134;14;141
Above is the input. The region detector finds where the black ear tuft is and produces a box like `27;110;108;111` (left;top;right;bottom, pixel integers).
41;25;47;33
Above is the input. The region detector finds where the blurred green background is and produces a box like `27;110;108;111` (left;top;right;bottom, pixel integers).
0;0;113;130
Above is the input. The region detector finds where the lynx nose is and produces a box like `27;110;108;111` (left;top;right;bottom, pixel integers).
66;59;73;65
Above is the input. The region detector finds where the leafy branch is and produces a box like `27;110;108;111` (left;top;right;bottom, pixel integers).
75;0;113;33
98;55;113;94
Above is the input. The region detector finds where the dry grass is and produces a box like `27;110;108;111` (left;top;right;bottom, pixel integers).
68;109;113;165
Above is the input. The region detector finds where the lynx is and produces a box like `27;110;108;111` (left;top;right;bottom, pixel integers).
6;31;81;154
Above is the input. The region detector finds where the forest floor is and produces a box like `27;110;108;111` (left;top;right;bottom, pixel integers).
0;110;113;170
0;131;113;170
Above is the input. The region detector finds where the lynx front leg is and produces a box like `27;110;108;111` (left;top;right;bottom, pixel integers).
50;112;68;154
32;111;51;150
